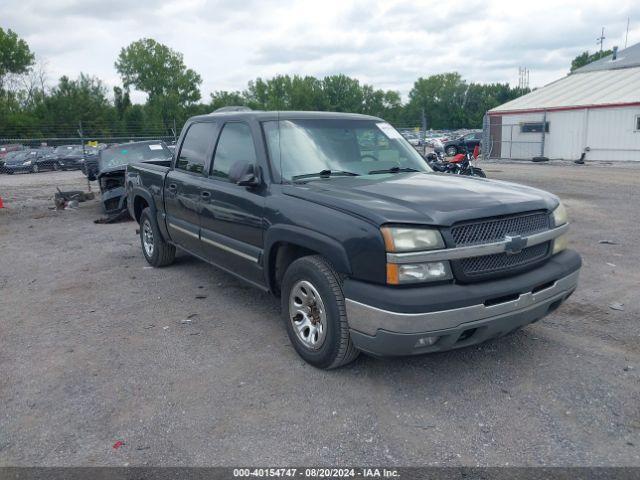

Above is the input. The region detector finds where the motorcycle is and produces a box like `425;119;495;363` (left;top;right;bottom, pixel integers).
425;144;486;178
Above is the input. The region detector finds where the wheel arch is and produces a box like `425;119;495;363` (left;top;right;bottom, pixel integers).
131;188;153;223
264;226;352;296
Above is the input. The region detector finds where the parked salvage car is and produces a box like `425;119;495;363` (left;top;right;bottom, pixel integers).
443;131;482;156
3;149;50;174
1;145;24;173
0;144;23;159
126;109;581;369
92;141;172;215
52;145;86;170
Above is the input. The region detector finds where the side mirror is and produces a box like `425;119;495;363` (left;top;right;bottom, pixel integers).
229;161;260;187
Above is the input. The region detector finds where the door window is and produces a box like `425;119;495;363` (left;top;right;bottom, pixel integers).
176;122;216;174
211;123;257;182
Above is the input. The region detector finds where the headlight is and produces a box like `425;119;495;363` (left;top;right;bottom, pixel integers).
552;202;567;226
387;261;452;284
552;233;569;254
22;160;32;166
381;226;444;252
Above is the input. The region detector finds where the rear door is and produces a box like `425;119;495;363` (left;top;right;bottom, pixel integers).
164;122;218;256
199;121;265;286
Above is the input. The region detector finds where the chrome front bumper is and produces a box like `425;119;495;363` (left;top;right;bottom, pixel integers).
345;269;579;356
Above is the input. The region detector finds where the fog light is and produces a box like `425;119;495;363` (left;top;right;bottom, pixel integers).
552;233;569;254
415;336;439;347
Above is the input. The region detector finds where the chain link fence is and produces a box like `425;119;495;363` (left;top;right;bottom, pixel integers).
482;113;545;161
0;120;179;175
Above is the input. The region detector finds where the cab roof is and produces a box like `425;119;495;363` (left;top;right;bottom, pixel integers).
188;110;384;123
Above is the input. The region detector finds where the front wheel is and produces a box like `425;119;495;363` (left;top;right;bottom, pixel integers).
281;255;359;369
139;207;175;267
471;166;486;178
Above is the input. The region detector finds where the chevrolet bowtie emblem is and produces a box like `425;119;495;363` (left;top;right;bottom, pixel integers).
504;235;527;255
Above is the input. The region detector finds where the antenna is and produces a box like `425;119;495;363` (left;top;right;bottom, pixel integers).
597;27;606;52
518;67;530;89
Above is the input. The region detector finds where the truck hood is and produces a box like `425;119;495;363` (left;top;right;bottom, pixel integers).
282;172;558;226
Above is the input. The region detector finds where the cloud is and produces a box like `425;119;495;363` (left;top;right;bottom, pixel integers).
2;0;639;102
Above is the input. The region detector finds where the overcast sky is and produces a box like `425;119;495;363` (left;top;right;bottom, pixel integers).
3;0;639;103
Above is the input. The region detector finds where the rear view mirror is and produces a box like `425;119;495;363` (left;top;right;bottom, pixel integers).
229;161;260;187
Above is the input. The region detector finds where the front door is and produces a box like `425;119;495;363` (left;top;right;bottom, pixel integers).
199;121;265;286
164;122;217;256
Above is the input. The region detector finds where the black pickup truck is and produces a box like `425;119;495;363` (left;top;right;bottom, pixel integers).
126;109;581;369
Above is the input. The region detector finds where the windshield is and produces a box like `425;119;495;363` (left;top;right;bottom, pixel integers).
11;151;35;161
55;145;83;154
262;119;431;182
99;142;171;170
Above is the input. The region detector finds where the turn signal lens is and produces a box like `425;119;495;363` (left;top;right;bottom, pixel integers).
386;263;399;285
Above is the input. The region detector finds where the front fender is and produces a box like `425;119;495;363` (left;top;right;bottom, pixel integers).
264;225;352;291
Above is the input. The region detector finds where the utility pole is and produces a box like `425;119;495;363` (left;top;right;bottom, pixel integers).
78;121;90;192
421;108;427;155
625;17;630;49
597;27;606;52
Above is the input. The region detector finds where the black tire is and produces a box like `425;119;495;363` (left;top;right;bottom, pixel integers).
53;162;60;171
31;163;39;173
281;255;359;369
139;207;175;267
471;167;486;178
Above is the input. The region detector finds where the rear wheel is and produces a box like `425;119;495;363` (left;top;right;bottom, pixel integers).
281;255;359;369
31;163;39;173
139;207;175;267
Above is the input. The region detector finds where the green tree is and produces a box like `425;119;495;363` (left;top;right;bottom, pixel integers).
113;86;132;119
570;49;613;72
115;38;202;122
322;74;364;112
210;90;247;111
39;74;115;137
407;73;468;129
0;28;35;92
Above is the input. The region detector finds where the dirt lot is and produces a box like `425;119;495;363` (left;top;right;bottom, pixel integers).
0;162;638;466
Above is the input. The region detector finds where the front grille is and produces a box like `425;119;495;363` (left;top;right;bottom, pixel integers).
459;242;549;278
448;211;551;282
451;212;549;246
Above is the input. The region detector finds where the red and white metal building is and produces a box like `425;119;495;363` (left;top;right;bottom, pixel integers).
487;42;640;161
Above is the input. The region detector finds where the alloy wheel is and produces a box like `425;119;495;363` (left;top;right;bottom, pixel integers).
288;280;327;350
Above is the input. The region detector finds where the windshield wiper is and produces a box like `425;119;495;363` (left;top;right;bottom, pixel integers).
368;166;420;174
292;169;360;181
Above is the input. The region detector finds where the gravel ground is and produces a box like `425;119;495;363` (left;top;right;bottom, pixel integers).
0;163;638;467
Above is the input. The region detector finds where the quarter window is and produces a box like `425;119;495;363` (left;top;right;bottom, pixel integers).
211;123;257;182
635;115;640;131
176;122;216;174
